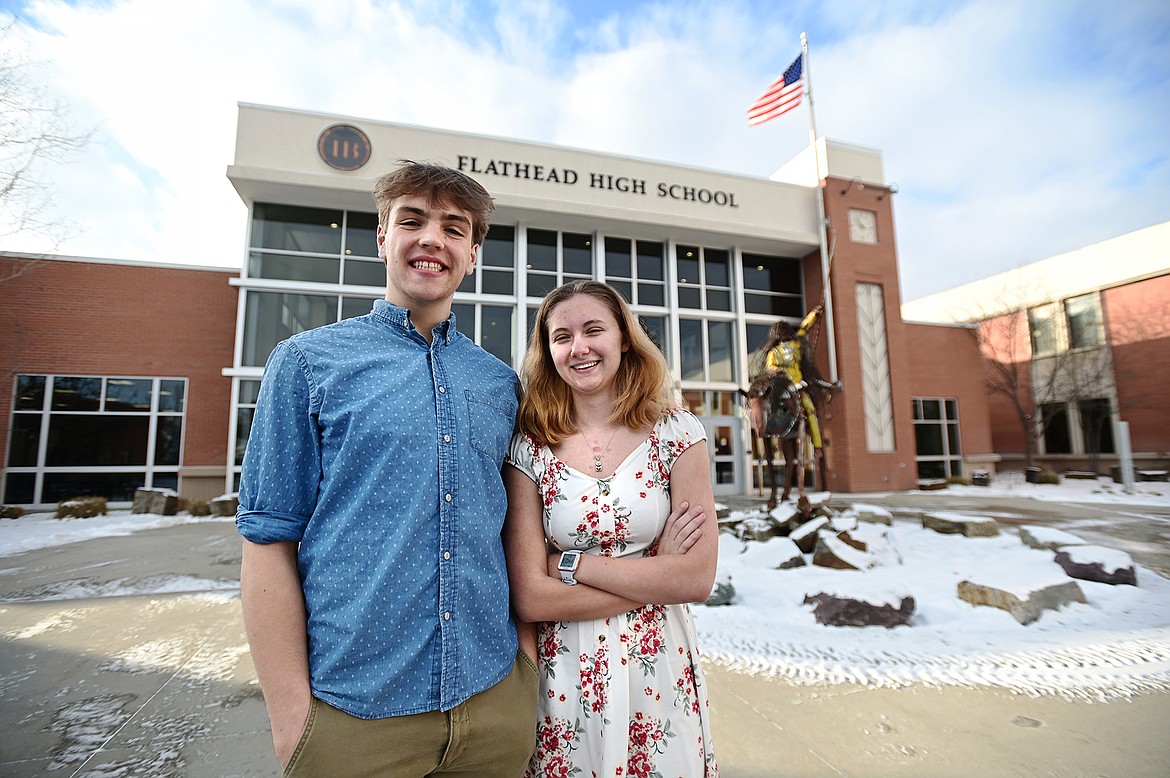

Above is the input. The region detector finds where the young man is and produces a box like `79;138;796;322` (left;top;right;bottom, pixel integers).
237;161;536;776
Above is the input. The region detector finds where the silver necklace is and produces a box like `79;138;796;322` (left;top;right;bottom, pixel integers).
579;426;620;473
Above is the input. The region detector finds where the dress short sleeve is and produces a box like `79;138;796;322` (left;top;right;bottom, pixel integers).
654;408;708;474
506;431;541;484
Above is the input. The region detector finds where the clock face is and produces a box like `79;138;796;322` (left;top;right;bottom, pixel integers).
848;209;877;244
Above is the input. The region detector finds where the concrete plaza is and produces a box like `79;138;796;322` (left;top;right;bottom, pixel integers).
1;493;1168;776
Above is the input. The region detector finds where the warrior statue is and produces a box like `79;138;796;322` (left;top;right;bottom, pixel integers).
746;305;837;507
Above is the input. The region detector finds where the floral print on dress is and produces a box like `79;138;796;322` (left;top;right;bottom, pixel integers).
539;621;571;679
527;715;585;778
577;639;611;722
508;410;719;778
627;712;674;778
628;604;668;676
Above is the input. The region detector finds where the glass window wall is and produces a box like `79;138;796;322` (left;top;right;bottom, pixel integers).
605;237;664;306
913;397;962;480
742;253;803;317
676;245;731;311
1065;293;1104;349
4;375;187;505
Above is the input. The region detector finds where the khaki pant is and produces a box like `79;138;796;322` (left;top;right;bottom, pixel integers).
285;651;539;777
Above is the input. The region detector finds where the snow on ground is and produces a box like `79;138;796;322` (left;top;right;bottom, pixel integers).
2;474;1169;699
698;522;1170;701
0;511;234;558
697;474;1170;700
876;469;1170;507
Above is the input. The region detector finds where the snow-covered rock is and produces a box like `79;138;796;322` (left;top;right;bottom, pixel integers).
1054;544;1137;586
922;511;1000;537
1018;525;1086;550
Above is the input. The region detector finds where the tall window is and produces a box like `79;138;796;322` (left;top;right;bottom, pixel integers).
1040;402;1072;454
605;237;665;306
459;225;516;296
742;253;803;317
1040;399;1115;456
1029;293;1106;356
913;398;962;479
676;245;732;311
248;204;383;288
452;303;515;366
5;374;186;505
523;228;593;297
679;319;735;383
1079;398;1115;455
1027;304;1058;356
1065;293;1104;349
637;314;669;356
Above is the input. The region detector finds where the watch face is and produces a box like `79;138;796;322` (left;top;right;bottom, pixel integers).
557;552;578;572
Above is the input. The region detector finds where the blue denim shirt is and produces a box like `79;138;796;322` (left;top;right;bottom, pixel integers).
237;300;520;718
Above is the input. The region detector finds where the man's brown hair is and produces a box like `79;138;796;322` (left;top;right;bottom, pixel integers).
373;160;494;245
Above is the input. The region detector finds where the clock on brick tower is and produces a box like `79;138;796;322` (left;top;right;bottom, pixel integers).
848;208;877;244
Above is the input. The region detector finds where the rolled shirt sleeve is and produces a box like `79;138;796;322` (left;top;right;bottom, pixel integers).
236;340;321;544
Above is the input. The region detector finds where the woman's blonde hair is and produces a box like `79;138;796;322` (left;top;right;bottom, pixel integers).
518;280;677;446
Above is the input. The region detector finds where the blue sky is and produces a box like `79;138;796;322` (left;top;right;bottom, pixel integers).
3;0;1168;301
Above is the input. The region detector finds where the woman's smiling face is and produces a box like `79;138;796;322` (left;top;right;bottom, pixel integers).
546;293;629;399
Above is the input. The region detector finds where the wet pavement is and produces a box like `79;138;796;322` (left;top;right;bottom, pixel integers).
1;493;1168;777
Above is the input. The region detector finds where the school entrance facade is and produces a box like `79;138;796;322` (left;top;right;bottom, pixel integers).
222;104;925;498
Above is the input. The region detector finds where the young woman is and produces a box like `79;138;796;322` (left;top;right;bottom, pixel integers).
504;280;719;777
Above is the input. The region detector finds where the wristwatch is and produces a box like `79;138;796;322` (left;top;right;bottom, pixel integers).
557;550;583;585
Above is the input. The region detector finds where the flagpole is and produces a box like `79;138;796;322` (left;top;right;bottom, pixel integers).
801;31;839;383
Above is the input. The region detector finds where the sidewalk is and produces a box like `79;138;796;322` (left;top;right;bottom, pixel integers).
1;498;1168;776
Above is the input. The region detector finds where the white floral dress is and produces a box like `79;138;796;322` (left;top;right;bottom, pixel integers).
508;409;719;778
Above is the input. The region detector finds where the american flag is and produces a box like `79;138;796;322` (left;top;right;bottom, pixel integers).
747;54;804;126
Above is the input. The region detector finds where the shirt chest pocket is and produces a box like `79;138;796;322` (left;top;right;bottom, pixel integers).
466;390;516;462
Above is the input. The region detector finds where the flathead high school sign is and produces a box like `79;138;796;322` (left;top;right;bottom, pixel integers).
315;124;740;208
457;155;740;209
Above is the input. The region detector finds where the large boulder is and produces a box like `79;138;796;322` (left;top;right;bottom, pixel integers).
957;571;1086;625
789;516;830;554
803;590;915;628
847;503;894;526
922;511;1000;537
209;493;240;518
738;516;776;543
769;501;805;533
830;515;859;533
1018;525;1086;551
131;488;179;516
812;531;877;570
1054;545;1137;586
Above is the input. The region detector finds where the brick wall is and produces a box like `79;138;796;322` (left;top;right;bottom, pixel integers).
817;177;918;492
1103;274;1170;454
0;256;238;478
904;321;994;459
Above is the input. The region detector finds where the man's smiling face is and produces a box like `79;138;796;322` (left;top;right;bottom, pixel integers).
377;195;478;324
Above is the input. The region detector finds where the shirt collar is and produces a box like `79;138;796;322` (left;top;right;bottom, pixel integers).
372;299;457;346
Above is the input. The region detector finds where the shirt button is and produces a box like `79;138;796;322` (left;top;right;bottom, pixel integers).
444;612;451;621
445;493;452;502
443;551;451;560
438;386;446;394
443;434;451;443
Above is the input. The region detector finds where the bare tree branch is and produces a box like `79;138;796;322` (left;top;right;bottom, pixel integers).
1;22;91;268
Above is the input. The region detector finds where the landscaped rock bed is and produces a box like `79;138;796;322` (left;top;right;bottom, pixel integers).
709;493;1138;628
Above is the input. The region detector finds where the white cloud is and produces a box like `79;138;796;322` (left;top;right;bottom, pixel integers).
3;0;1168;297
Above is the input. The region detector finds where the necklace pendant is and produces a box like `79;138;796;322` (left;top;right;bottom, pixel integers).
593;457;603;473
